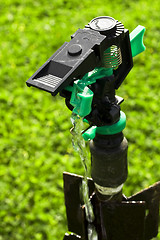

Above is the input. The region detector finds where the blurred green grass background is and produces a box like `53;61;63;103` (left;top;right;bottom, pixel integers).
0;0;160;239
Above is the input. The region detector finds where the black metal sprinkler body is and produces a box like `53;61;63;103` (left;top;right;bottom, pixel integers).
26;16;160;240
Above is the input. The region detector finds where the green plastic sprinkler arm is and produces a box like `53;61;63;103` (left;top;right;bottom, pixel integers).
130;25;146;57
68;68;114;117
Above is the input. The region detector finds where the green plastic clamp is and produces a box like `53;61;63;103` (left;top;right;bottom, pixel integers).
70;80;94;117
82;111;126;141
69;67;113;117
130;25;146;58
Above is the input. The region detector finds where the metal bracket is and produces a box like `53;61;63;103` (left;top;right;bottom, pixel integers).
63;172;160;240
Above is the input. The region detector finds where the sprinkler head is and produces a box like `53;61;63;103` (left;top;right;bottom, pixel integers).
26;16;134;97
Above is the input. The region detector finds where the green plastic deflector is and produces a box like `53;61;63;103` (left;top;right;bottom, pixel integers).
69;68;113;117
130;25;146;57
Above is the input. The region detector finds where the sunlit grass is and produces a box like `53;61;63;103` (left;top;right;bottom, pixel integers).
0;0;160;239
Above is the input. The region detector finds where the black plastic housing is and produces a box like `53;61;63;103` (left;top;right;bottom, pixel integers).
26;18;133;96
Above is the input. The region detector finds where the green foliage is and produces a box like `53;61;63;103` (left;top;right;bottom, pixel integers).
0;0;160;239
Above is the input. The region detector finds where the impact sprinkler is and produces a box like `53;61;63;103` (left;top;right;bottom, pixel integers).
26;16;160;240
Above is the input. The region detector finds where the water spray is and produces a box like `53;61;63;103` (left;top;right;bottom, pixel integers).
26;16;160;240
